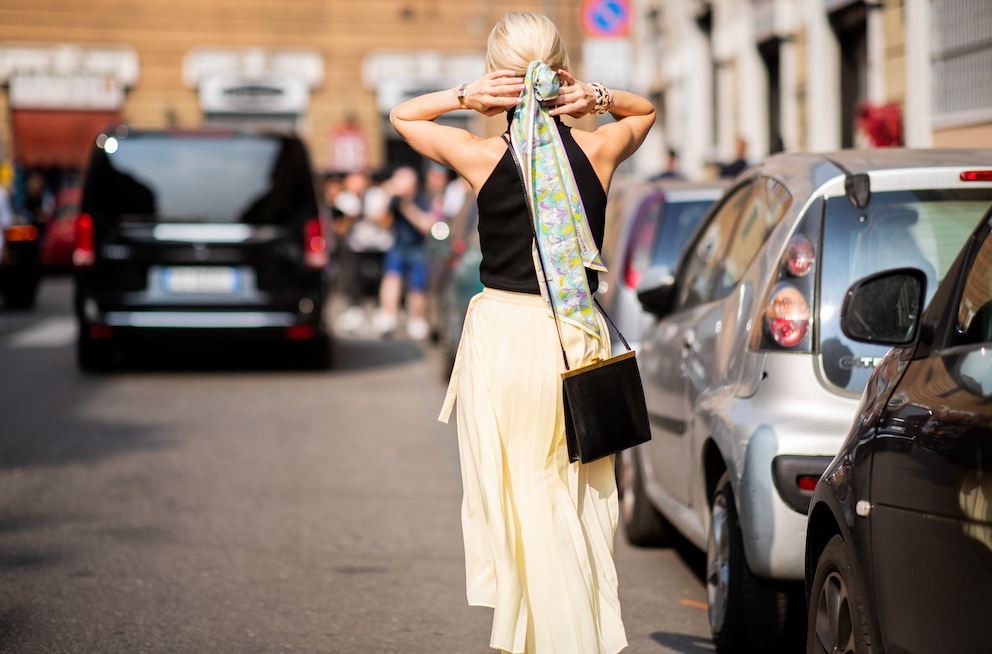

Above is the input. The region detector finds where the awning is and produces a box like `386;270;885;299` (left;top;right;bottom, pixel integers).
12;109;119;168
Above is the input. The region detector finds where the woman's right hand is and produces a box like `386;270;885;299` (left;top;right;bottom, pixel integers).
461;70;525;117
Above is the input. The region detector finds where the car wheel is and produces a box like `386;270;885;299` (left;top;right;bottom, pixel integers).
2;283;39;309
77;334;113;372
294;335;332;370
707;472;790;653
806;534;872;654
616;448;670;546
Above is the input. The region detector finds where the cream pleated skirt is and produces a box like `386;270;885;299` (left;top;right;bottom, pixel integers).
439;288;627;654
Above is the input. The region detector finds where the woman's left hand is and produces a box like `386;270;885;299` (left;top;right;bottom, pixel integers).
546;70;596;118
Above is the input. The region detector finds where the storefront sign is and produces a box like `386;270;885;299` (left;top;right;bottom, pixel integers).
199;73;309;114
9;74;123;110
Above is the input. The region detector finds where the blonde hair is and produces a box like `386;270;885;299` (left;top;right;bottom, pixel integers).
485;11;569;74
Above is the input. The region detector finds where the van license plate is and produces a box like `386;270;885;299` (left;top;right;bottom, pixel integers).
163;267;240;293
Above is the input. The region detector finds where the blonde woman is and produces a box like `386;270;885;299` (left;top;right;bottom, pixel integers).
391;11;654;654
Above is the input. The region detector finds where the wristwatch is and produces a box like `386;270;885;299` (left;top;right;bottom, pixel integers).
457;84;468;110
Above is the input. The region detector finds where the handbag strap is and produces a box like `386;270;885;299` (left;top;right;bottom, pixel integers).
501;134;633;370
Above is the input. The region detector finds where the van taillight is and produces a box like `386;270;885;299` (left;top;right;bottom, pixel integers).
961;171;992;182
303;217;328;270
764;284;810;348
73;213;96;268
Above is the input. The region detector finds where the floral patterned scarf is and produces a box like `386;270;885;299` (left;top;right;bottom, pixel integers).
508;61;606;338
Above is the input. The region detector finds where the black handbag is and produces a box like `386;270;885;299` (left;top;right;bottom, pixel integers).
503;134;651;463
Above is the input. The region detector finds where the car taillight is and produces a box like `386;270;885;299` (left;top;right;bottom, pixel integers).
5;225;38;242
73;213;96;268
764;284;810;348
623;215;656;289
786;235;815;277
285;325;316;340
303;217;328;270
797;475;819;492
961;171;992;182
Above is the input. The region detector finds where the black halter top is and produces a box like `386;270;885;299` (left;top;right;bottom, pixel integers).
476;113;608;295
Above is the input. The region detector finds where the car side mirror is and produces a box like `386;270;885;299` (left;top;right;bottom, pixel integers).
636;265;677;317
840;268;927;346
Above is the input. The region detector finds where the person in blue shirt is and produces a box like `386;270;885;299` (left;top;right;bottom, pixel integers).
373;166;435;339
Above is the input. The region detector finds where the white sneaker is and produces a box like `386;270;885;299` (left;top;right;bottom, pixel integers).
407;318;430;341
372;311;397;336
335;306;365;332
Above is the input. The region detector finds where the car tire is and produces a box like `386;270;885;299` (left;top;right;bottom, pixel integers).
806;534;873;654
2;283;39;310
616;448;670;546
77;334;113;372
707;472;790;653
295;334;332;370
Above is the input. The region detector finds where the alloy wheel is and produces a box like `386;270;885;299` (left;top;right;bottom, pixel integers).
706;490;730;633
812;571;856;654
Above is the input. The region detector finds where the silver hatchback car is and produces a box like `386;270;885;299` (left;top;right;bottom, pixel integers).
624;149;992;652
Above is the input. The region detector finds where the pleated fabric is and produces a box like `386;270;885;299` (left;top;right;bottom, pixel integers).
439;287;627;654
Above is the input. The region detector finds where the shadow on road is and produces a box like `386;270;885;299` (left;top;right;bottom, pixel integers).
649;631;716;653
76;334;427;374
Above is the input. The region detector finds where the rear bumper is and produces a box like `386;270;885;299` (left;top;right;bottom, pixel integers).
103;310;298;329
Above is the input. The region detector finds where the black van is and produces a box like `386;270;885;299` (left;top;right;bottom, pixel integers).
73;127;332;370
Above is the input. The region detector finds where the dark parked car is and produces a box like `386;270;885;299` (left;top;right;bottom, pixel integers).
598;177;727;351
73;127;332;370
626;149;992;652
805;204;992;654
0;217;42;309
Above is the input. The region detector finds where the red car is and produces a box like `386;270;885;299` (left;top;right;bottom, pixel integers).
41;186;81;271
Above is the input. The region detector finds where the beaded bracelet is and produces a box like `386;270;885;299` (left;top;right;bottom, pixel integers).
590;82;614;115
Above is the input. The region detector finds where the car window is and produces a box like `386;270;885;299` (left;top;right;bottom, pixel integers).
949;230;992;348
712;177;791;299
650;198;716;268
819;188;992;393
678;182;756;308
85;134;316;225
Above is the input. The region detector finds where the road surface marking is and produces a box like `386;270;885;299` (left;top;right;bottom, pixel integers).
8;316;76;348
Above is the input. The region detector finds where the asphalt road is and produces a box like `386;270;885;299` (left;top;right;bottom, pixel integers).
0;276;712;654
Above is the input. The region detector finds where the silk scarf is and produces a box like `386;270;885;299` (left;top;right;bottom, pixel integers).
508;61;606;338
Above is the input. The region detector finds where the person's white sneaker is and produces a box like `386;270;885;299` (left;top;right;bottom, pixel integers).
372;311;397;336
335;306;365;332
407;317;430;341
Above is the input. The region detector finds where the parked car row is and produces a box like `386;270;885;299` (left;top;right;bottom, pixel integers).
611;149;992;652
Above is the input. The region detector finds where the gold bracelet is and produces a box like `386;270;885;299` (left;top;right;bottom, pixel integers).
457;84;469;110
590;82;614;115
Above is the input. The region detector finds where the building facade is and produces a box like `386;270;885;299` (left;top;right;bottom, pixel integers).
0;0;604;196
629;0;992;180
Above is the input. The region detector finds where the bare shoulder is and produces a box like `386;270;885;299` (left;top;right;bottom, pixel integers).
568;128;616;191
450;134;509;193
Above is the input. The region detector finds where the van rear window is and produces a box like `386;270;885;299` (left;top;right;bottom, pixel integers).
84;133;315;225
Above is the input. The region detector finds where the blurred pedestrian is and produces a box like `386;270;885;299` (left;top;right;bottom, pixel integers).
390;10;654;654
372;166;434;339
20;170;54;238
333;170;392;333
0;180;14;262
422;163;472;340
650;147;682;180
719;136;749;178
